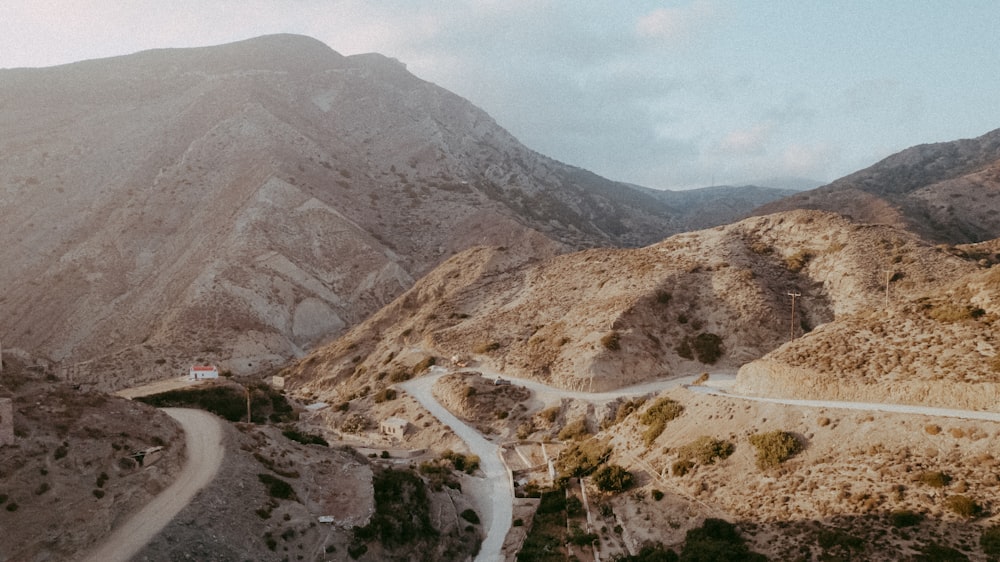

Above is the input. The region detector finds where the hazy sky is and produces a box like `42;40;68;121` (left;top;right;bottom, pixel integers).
2;1;998;190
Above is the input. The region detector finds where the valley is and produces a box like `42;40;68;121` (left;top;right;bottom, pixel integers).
1;33;1000;562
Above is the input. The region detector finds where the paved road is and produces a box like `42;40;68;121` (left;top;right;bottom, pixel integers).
400;372;514;562
688;383;1000;422
81;408;225;562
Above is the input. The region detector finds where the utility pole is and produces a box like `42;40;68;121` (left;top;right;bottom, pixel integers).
787;292;801;341
884;269;893;309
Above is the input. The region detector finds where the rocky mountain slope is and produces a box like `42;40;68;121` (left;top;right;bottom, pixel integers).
282;209;987;404
756;128;1000;244
0;34;788;390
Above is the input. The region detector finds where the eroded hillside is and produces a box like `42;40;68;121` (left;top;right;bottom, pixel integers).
282;210;979;404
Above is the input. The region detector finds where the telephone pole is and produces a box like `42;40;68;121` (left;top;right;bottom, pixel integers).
787;292;802;341
884;269;894;309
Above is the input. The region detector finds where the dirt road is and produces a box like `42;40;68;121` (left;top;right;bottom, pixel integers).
80;408;225;562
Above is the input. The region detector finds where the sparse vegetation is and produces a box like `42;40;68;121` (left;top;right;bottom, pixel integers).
258;473;297;501
556;439;612;480
601;331;621;351
593;464;634;493
557;418;590;441
918;471;952;488
676;436;734;465
945;494;981;517
890;509;923;527
281;428;328;447
748;430;802;469
639;398;684;446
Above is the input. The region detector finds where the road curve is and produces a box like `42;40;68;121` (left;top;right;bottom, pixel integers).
81;408;225;562
400;372;514;562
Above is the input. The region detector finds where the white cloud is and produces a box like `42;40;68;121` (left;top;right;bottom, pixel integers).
635;0;717;42
716;124;772;156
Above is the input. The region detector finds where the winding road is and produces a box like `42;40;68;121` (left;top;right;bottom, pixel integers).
81;408;225;562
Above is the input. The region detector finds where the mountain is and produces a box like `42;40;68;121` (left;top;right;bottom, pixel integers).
638;184;798;231
0;34;772;389
282;209;983;402
756;128;1000;243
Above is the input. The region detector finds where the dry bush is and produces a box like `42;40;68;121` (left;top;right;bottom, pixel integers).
945;495;982;518
917;471;951;488
600;332;621;351
924;424;942;435
748;430;802;470
640;398;684;446
558;418;590;441
676;436;735;465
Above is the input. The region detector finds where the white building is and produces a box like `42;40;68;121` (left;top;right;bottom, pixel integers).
380;417;409;439
188;365;219;380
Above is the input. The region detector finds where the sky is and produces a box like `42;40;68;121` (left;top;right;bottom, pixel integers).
2;1;999;190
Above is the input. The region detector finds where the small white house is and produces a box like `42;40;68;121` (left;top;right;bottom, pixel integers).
380;417;409;439
189;365;219;380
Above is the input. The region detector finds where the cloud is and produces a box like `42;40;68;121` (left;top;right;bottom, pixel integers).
716;124;773;156
635;0;717;42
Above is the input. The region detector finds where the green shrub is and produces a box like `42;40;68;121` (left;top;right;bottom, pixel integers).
675;338;693;360
681;518;766;561
258;473;297;501
690;333;723;364
748;430;802;469
353;469;437;547
558;418;590;441
282;428;328;446
639;398;684;446
945;495;981;518
981;525;1000;556
556;439;612;479
890;509;923;527
677;436;734;465
917;471;951;488
460;508;480;524
593;464;634;493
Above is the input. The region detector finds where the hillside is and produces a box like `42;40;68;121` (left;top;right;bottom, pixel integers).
0;34;786;390
281;209;982;404
757;128;1000;244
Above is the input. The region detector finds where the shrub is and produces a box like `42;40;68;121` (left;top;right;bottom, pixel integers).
460;508;480;524
353;469;437;547
258;473;297;501
373;388;397;403
412;356;436;375
513;518;524;527
593;465;634;493
946;495;981;518
917;471;951;488
681;518;766;561
677;436;734;465
981;525;1000;556
601;332;621;351
92;490;104;499
639;398;684;446
690;333;723;364
652;489;664;501
558;418;590;441
473;341;501;354
675;339;694;360
924;424;942;435
656;291;672;305
388;369;412;383
890;509;923;527
282;428;329;446
538;406;560;423
557;439;612;479
785;250;813;272
748;430;802;469
672;459;693;477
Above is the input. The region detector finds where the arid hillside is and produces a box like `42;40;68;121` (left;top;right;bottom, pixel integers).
281;209;981;404
0;34;793;390
757;127;1000;244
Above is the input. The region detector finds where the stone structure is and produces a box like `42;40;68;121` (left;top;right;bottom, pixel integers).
380;417;409;440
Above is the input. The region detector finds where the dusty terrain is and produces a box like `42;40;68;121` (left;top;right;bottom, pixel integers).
282;209;986;403
0;358;184;562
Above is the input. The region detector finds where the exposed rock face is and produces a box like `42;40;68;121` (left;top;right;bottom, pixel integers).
1;34;779;389
756;128;1000;244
